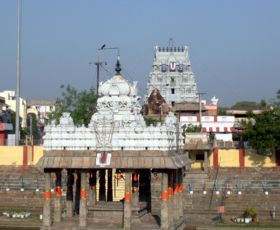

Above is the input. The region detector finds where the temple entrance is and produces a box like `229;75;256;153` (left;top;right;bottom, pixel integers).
139;169;151;204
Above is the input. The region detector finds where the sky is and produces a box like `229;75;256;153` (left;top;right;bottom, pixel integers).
0;0;279;107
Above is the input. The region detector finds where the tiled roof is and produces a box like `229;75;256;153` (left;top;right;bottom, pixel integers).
37;150;190;169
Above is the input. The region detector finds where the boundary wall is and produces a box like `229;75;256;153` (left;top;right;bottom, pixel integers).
0;146;44;166
191;148;277;169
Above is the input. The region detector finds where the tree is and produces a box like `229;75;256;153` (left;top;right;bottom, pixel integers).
231;100;268;111
242;91;280;155
231;101;259;110
49;85;97;126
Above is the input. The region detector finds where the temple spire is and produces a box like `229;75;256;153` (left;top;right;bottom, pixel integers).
115;55;122;75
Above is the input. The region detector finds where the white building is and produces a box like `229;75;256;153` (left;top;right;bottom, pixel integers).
0;90;27;127
180;115;236;141
27;99;56;125
44;60;183;151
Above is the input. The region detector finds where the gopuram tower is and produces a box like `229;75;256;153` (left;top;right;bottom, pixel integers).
144;46;201;115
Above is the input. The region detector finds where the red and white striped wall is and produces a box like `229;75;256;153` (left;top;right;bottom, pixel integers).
180;115;236;133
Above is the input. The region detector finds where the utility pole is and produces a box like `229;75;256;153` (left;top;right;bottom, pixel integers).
198;93;206;131
94;61;102;98
15;0;22;145
93;45;120;98
29;115;33;145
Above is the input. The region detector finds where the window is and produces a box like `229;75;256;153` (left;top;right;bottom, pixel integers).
171;101;175;107
196;154;204;161
171;88;175;94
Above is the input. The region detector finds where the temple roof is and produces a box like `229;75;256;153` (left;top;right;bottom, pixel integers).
37;150;190;169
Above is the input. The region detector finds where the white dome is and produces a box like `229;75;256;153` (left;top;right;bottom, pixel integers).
99;74;131;97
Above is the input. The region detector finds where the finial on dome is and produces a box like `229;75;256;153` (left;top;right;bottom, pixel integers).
115;55;122;75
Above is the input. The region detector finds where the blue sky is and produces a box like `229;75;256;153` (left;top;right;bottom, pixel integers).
0;0;279;106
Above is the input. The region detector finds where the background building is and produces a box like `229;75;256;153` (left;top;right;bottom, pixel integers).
26;99;56;125
0;90;26;128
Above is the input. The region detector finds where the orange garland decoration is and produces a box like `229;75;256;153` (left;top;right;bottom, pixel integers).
44;191;52;200
124;192;132;202
90;185;96;190
80;189;87;199
55;186;62;196
168;187;174;197
178;184;183;193
132;187;139;192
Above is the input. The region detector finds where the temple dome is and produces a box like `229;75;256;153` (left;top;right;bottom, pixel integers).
99;74;131;96
99;59;133;97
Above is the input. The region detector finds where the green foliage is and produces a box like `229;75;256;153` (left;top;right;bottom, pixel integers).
242;108;280;154
230;100;268;111
242;91;280;155
144;116;161;126
182;124;201;137
231;101;260;110
49;85;97;126
243;208;257;218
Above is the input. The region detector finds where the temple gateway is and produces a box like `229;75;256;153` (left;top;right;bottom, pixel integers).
38;59;189;229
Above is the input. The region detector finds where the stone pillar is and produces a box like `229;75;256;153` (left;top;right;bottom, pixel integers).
168;171;174;227
89;170;97;206
79;171;87;227
54;170;62;223
173;170;179;223
204;151;208;173
161;172;169;230
99;169;106;201
178;168;184;217
107;169;113;201
66;170;74;217
186;151;189;160
43;172;52;227
124;172;132;230
132;172;139;208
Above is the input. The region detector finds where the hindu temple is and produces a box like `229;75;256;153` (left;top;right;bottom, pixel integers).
38;59;189;229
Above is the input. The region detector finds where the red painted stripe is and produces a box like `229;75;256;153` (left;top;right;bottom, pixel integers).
209;127;213;132
214;116;218;122
0;132;5;145
213;148;219;169
216;127;220;132
224;127;228;132
196;115;200;122
239;148;245;168
23;146;28;166
32;145;34;162
202;127;207;133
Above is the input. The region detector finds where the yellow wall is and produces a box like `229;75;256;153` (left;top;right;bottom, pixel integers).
192;148;277;168
33;146;44;164
218;149;240;167
245;149;276;167
0;146;23;165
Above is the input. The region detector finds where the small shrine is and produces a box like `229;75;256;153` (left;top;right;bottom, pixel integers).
38;59;189;229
